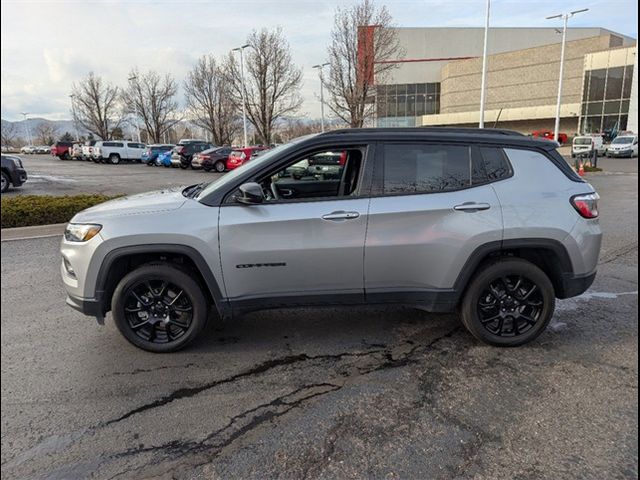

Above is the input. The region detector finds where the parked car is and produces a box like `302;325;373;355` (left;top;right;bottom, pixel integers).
192;147;233;172
226;146;266;170
51;141;74;160
92;141;147;164
20;145;36;154
531;130;568;145
142;144;175;166
156;150;173;167
60;127;602;352
69;143;83;160
605;134;639;158
82;140;98;161
1;154;27;193
34;145;50;154
170;142;214;169
571;135;605;158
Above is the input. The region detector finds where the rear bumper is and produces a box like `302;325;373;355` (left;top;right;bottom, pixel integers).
558;271;597;299
66;294;105;324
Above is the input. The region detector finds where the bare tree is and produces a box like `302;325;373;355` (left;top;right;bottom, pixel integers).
1;122;18;147
122;69;181;144
324;0;403;127
34;122;59;145
184;55;240;145
225;28;303;144
71;72;123;139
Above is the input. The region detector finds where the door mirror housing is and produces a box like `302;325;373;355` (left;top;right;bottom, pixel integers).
237;182;265;205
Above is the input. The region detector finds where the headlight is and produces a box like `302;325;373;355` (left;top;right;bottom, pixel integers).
64;223;102;242
11;157;22;168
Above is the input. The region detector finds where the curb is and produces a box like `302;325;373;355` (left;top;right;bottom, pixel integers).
0;223;67;242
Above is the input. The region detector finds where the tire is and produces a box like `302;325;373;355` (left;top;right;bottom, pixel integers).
109;154;120;165
146;160;155;167
203;165;212;172
214;160;226;173
1;171;10;193
111;263;209;353
460;258;555;347
179;161;189;169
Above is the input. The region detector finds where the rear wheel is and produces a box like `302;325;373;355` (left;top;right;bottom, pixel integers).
112;264;209;352
1;171;9;193
460;259;555;347
109;154;120;165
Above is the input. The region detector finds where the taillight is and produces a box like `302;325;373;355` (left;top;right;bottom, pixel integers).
571;193;599;219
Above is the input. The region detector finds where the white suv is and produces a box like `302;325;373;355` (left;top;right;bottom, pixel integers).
92;141;147;164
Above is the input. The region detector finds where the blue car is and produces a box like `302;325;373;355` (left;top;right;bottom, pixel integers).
141;144;174;166
156;150;174;167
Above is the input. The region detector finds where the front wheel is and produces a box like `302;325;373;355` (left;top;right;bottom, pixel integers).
111;264;209;352
109;154;120;165
460;259;555;347
214;160;226;173
1;171;10;193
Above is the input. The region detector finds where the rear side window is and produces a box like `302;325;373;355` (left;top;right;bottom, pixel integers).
383;144;475;194
478;147;512;181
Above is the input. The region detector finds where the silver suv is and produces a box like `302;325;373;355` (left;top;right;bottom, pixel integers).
60;128;602;352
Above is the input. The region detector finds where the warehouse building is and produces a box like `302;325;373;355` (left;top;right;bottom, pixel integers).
370;27;637;135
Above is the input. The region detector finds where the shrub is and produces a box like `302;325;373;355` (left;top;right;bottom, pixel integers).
1;194;121;228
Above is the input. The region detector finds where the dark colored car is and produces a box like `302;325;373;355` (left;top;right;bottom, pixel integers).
142;144;175;166
51;141;74;160
1;154;28;193
171;142;214;169
194;147;233;172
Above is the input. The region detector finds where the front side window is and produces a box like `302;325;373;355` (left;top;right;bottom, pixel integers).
251;147;365;202
383;144;474;194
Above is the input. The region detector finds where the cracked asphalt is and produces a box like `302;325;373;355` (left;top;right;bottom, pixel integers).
1;167;638;479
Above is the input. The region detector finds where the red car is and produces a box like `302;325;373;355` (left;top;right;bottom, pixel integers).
50;141;74;160
531;130;568;145
226;146;269;170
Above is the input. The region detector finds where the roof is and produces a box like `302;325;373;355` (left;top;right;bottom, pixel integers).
316;127;557;150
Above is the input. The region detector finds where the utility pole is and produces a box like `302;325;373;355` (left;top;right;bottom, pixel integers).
128;75;142;142
546;8;589;142
233;44;251;147
312;63;330;132
69;94;80;141
21;112;32;145
479;0;491;128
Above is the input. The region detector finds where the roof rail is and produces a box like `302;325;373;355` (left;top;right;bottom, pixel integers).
322;127;525;137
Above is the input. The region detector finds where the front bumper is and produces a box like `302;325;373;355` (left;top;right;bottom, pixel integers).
66;294;105;324
10;168;27;187
607;150;633;157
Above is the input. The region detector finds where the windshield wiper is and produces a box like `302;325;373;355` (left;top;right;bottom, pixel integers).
183;182;209;199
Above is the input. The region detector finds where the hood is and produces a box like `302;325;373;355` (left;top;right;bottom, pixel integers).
72;187;188;223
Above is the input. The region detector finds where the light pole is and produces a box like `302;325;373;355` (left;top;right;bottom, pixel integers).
312;63;330;132
233;44;251;147
479;0;491;128
69;94;80;141
21;112;32;146
547;8;589;143
128;75;142;142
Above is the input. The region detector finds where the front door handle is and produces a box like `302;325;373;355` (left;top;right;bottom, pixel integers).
454;202;491;212
322;211;360;221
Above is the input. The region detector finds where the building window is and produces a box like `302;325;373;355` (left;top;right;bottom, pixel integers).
580;63;634;134
376;83;441;120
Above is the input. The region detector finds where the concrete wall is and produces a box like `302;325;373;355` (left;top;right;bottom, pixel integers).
384;27;634;84
626;49;638;133
439;35;622;114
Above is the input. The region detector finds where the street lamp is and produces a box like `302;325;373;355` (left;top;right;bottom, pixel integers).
128;75;142;142
312;63;330;132
546;8;589;143
479;0;491;128
69;94;80;142
232;44;251;147
21;112;32;146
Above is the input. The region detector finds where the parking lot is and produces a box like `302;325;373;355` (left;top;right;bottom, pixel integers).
1;155;638;479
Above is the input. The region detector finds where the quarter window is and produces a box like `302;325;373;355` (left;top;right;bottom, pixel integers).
479;147;512;181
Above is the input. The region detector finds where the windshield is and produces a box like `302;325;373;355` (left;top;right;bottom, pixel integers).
195;135;317;201
574;137;593;145
612;136;634;144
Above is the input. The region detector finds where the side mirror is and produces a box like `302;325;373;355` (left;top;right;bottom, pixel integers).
237;182;264;205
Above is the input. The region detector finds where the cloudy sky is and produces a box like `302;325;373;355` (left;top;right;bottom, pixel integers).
1;0;638;121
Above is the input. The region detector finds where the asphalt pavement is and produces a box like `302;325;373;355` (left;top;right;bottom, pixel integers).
1;164;638;479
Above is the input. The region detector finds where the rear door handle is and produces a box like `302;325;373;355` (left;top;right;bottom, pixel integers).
322;211;360;221
454;202;491;212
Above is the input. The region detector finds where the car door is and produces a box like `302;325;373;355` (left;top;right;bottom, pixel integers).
364;143;505;302
218;145;373;304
